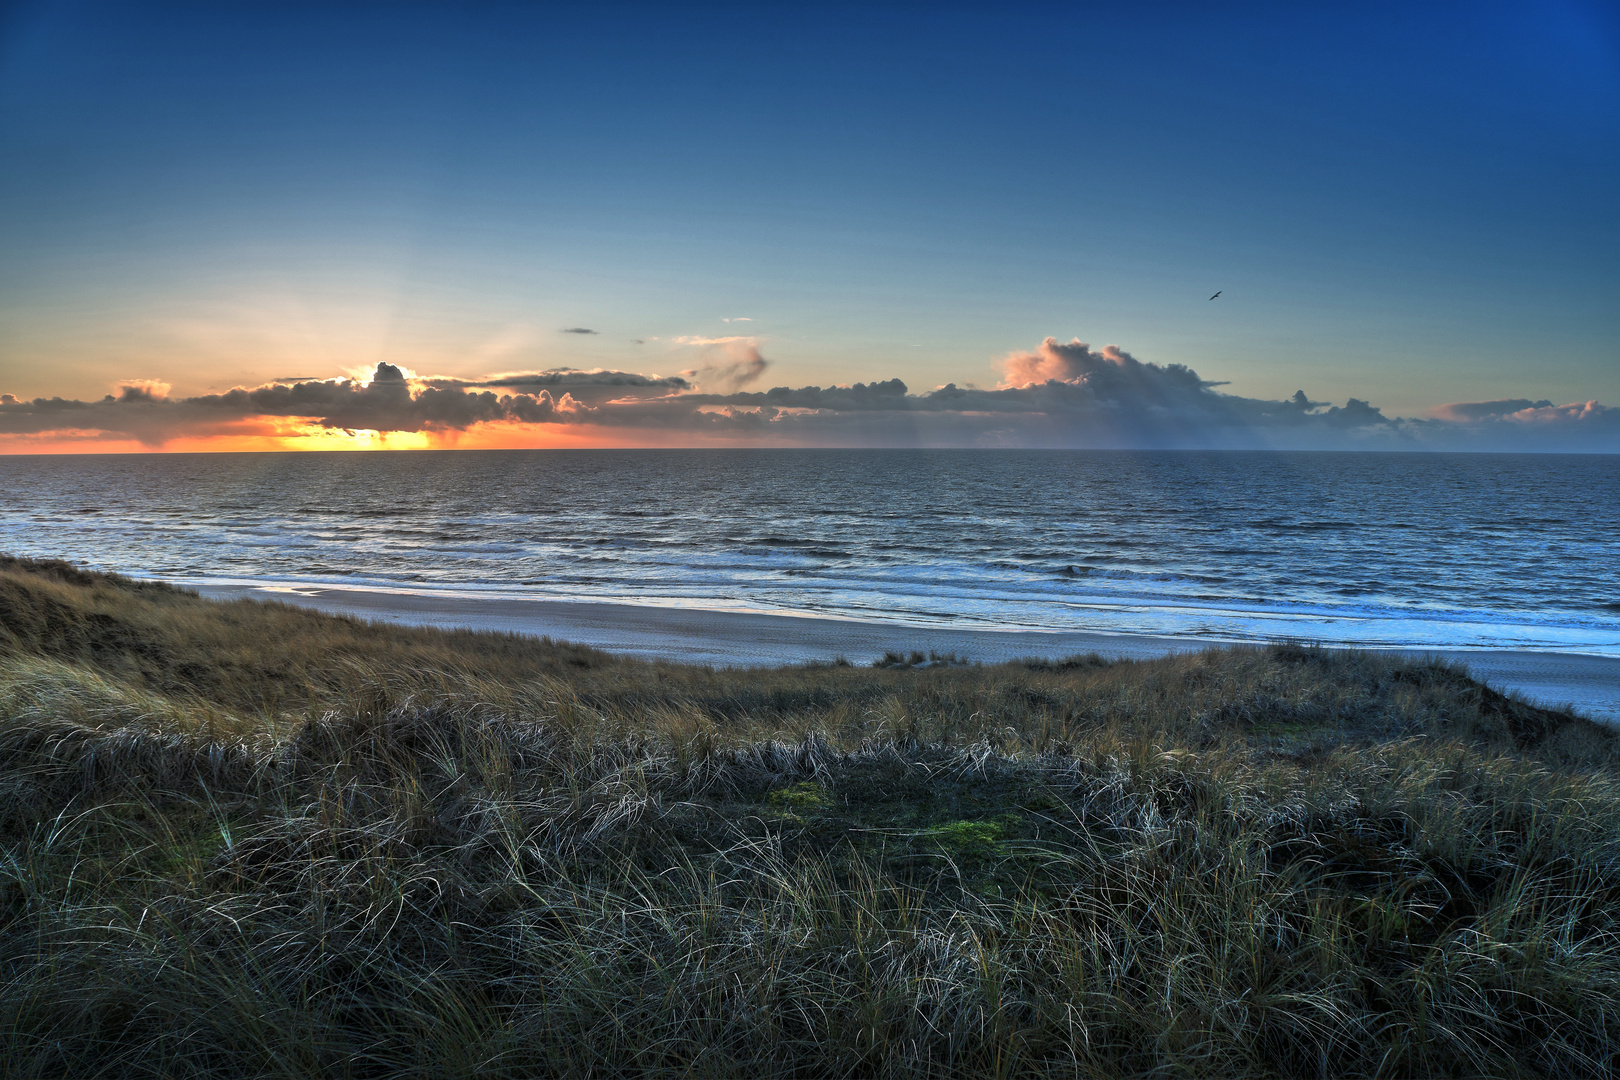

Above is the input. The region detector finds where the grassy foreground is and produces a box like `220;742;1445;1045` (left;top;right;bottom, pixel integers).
2;556;1619;1078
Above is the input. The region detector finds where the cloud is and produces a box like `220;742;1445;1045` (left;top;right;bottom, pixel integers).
673;335;770;393
561;327;598;335
1416;397;1619;449
113;378;172;402
0;365;589;444
1000;339;1201;391
1511;400;1614;425
1;340;1614;452
1427;398;1554;422
427;368;693;402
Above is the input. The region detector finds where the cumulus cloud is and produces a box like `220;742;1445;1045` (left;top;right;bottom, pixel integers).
1000;339;1209;393
674;335;770;393
1513;400;1614;425
1418;397;1619;449
1;340;1614;452
113;378;173;401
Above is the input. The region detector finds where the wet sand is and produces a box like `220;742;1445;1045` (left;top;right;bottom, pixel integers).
194;583;1620;722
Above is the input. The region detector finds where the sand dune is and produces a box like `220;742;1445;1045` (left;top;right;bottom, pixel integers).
195;583;1620;722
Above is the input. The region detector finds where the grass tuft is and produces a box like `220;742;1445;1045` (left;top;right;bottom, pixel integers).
1;557;1618;1077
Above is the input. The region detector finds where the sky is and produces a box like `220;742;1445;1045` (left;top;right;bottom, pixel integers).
0;0;1616;453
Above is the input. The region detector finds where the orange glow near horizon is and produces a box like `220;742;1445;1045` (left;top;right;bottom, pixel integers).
0;421;786;455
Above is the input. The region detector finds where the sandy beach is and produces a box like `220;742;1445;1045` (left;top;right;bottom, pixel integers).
194;583;1620;722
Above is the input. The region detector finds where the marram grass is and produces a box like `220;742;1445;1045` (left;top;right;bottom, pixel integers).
2;555;1619;1078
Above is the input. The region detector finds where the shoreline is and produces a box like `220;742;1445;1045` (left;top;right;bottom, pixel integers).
194;582;1620;721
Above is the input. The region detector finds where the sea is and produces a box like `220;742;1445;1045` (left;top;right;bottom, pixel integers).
3;449;1617;658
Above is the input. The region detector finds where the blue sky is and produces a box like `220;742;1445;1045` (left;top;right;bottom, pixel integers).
0;1;1616;450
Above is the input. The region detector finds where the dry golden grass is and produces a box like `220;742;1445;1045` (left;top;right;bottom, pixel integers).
2;555;1618;1077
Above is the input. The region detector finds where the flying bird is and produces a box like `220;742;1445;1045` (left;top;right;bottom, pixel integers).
1208;291;1221;300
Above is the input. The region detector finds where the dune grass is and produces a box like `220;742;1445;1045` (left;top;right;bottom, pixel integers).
1;554;1619;1077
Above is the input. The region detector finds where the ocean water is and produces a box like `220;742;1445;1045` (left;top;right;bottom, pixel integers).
3;449;1617;657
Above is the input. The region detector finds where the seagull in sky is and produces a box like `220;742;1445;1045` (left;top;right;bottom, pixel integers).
1208;291;1221;300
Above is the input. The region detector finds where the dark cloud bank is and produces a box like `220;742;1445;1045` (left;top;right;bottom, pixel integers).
2;339;1614;451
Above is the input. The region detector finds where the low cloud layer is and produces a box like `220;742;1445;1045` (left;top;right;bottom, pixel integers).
2;337;1614;451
